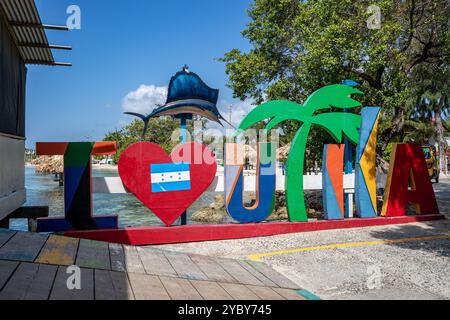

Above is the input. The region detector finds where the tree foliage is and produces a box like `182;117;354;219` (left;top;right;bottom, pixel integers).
103;117;181;164
407;61;450;171
221;0;449;165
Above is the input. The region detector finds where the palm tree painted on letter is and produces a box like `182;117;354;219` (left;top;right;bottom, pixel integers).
236;84;364;222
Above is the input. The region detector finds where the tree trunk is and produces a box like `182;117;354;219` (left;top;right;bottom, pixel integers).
377;157;390;174
434;107;447;175
380;109;405;155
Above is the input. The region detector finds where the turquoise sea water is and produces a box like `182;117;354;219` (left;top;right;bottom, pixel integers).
12;166;217;231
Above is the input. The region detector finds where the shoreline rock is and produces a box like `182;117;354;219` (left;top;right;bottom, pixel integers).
190;195;228;224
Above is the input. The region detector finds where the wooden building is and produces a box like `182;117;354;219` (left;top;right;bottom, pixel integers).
0;0;70;221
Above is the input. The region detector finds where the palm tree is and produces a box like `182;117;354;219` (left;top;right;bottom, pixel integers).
235;84;363;222
410;93;449;174
403;120;436;144
408;62;449;174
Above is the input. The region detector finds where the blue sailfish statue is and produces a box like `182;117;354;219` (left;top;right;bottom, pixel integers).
125;66;232;138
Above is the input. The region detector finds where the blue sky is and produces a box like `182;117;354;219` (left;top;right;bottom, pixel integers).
26;0;254;149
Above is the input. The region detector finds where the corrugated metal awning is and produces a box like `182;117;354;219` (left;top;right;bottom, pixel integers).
0;0;71;66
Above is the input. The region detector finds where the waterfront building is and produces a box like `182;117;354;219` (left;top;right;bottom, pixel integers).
0;0;70;221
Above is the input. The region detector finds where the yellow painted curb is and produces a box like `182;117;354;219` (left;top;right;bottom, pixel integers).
247;233;450;261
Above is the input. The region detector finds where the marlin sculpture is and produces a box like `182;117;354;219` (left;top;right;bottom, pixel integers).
125;66;233;138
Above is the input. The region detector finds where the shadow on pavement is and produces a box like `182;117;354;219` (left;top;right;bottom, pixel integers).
368;222;450;258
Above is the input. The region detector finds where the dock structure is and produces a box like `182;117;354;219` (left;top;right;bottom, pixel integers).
0;228;307;300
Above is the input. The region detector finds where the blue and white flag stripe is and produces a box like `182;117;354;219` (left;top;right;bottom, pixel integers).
151;163;190;174
151;180;191;193
151;170;190;183
150;162;191;193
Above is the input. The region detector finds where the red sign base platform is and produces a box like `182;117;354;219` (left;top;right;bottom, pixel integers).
64;214;446;246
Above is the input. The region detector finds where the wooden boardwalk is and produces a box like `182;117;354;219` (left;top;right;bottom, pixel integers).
0;229;306;300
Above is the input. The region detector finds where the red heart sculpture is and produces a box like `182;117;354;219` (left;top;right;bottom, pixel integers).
118;142;217;226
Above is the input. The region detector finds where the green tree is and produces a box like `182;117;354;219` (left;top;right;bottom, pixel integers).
407;62;449;172
104;117;181;164
221;0;449;164
236;84;362;222
402;120;436;143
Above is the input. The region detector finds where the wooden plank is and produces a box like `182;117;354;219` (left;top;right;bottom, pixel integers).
246;261;300;289
94;269;134;300
16;264;57;300
136;247;177;277
0;229;16;248
237;260;278;287
190;280;233;300
189;254;236;283
272;288;307;300
0;232;48;262
123;245;145;274
76;239;110;270
128;273;170;300
0;262;57;300
35;235;78;266
8;206;49;219
0;260;18;289
109;243;126;272
247;285;285;300
219;282;261;300
159;276;203;300
216;258;264;286
163;250;208;280
50;266;94;300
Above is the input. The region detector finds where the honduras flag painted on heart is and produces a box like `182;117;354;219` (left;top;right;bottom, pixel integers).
150;163;191;193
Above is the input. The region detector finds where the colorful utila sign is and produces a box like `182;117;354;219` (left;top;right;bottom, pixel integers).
35;83;441;244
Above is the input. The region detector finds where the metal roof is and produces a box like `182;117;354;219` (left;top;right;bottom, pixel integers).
0;0;71;66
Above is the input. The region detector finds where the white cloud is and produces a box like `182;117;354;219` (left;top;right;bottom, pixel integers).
217;99;255;128
122;84;168;115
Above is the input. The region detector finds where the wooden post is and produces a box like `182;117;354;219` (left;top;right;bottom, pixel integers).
58;172;64;186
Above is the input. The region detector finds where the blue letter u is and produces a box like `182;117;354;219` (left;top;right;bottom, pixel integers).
224;142;276;223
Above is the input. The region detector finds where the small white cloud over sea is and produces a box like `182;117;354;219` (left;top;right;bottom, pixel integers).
122;84;168;115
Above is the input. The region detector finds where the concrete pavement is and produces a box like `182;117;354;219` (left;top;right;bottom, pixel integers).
157;176;450;300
